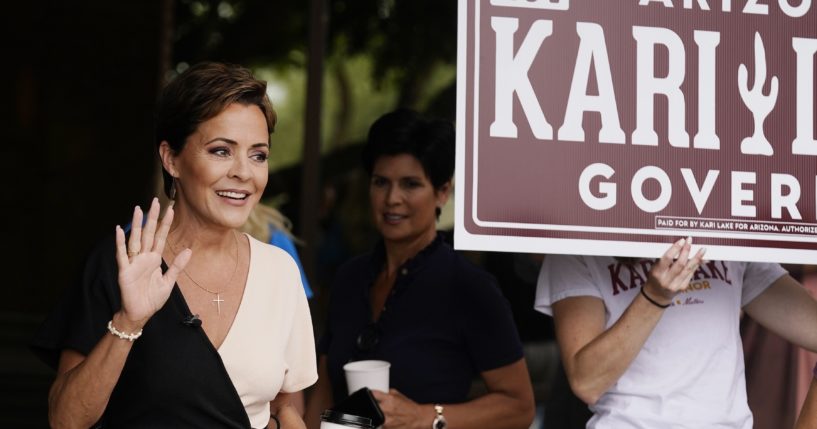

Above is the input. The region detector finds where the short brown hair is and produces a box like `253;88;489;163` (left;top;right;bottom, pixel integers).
155;62;276;197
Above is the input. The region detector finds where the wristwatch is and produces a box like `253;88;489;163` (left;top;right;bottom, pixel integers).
432;404;447;429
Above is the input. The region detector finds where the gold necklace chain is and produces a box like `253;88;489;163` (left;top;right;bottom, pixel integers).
167;230;240;296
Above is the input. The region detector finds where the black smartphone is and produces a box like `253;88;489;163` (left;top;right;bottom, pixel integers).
332;387;385;427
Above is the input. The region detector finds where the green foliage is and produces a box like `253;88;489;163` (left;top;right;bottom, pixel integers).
174;0;309;65
172;0;459;170
328;0;458;89
255;54;406;171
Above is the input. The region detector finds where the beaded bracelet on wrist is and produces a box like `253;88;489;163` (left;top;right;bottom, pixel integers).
107;320;143;341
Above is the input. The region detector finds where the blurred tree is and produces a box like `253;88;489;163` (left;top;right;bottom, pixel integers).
329;0;458;108
173;0;310;66
170;0;458;112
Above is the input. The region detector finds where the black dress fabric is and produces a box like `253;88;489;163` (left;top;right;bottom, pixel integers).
31;234;252;428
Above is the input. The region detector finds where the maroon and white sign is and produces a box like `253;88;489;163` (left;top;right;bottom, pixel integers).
455;0;817;263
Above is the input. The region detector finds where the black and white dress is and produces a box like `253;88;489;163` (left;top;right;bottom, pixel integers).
33;234;317;428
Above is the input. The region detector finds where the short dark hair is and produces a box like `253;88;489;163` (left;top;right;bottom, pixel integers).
362;108;455;190
155;62;276;197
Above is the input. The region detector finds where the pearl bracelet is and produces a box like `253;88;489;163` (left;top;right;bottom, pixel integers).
107;320;143;341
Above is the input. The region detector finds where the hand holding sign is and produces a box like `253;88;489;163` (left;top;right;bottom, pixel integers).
643;237;706;305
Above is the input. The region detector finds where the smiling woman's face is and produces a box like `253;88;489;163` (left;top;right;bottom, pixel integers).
161;103;270;230
369;153;450;246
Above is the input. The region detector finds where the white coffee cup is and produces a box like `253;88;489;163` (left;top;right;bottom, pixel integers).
343;360;390;394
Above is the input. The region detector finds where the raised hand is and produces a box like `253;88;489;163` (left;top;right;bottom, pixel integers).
114;198;191;329
644;237;706;306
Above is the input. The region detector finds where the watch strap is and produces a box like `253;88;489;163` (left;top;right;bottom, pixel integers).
432;404;447;429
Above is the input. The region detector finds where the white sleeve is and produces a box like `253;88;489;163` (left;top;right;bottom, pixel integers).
741;262;788;307
535;254;604;316
280;274;318;392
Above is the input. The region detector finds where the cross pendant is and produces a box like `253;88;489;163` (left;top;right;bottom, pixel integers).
212;294;225;315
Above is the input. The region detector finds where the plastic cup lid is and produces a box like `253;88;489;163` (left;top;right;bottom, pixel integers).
320;410;375;429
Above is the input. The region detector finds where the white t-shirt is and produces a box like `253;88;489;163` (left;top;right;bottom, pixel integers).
535;255;786;429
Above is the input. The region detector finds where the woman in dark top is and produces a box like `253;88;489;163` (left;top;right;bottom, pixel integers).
33;62;317;429
305;109;535;429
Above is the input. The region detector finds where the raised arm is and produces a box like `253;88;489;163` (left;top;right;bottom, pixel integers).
48;200;190;428
744;273;817;352
553;238;704;405
372;358;535;429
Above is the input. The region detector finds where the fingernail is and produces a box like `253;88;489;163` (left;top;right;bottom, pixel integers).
687;236;693;245
676;238;685;246
153;197;159;204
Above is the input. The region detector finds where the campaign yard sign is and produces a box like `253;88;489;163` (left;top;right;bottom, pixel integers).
455;0;817;263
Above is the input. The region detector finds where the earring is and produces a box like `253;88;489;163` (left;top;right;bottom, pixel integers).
169;178;177;200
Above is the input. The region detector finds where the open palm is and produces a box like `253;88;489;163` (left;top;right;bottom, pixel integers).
114;198;191;326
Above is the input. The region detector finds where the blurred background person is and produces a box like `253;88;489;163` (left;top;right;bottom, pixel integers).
743;264;817;429
243;202;314;300
305;109;535;429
